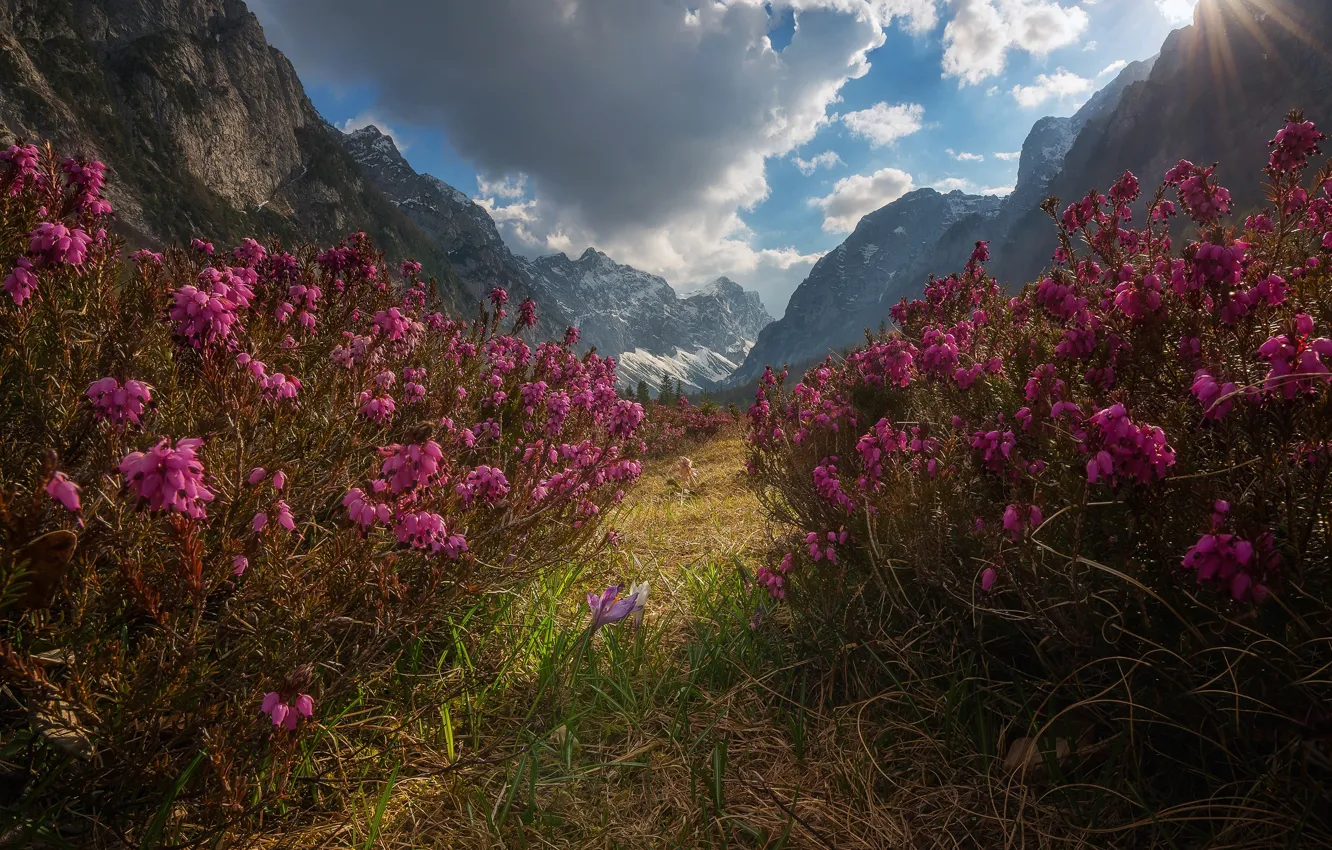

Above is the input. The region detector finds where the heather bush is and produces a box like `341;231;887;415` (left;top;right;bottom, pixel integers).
0;142;645;840
635;396;732;458
747;113;1332;840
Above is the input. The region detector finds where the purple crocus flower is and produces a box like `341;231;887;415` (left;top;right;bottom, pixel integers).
588;585;636;631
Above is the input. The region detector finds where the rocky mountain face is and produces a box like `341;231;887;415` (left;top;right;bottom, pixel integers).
995;0;1332;287
0;0;467;306
338;125;769;384
727;56;1156;386
339;125;558;318
730;189;1002;384
522;250;772;392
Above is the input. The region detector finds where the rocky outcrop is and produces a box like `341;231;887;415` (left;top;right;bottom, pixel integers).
0;0;466;305
339;124;561;322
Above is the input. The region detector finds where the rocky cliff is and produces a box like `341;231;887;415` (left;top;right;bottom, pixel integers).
0;0;466;305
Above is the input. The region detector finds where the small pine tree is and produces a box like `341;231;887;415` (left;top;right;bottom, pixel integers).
635;380;651;406
657;371;673;404
673;379;685;404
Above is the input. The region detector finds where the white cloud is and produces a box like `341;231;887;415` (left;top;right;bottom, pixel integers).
933;177;971;191
1083;40;1098;51
1155;0;1198;25
1011;68;1095;108
253;0;906;316
993;150;1021;161
942;0;1090;85
337;113;409;151
953;151;985;162
930;176;1013;195
476;174;528;199
810;167;915;232
792;150;846;175
840;102;926;146
1098;59;1127;78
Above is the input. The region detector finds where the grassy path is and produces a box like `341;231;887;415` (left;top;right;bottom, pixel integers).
273;430;915;848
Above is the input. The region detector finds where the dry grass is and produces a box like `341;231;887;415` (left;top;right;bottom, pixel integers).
250;429;1272;849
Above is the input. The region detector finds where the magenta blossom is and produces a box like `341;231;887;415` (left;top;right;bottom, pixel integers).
4;257;36;305
232;555;249;576
46;471;82;513
87;377;153;428
261;691;314;731
28;222;92;267
118;437;215;518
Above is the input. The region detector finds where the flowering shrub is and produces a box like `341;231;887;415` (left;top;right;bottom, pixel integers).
747;113;1332;837
636;396;732;458
0;142;644;838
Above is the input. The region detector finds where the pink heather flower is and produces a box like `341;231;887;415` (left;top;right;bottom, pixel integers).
191;238;214;255
4;257;36;305
1;143;41;195
169;268;255;349
455;465;510;507
274;500;295;532
233;238;267;267
1085;404;1176;486
1257;315;1332;399
1268;118;1325;173
488;287;509;307
118;438;215;518
1190;370;1239;420
28;222;92;267
232;555;249;576
394;510;468;557
253;512;268;532
1163;160;1232;224
46;471;82;513
247;467;267;485
516;298;538;329
260;372;301;402
343;487;392;532
272;470;287;491
1182;523;1279;604
132;249;164;266
357;391;396;424
379;440;443;493
980;568;997;593
261;691;314;731
87;377;152;428
564;326;581;346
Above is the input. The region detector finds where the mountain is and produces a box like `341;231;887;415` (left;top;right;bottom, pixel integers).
995;0;1332;286
727;55;1156;386
337;125;769;387
339;124;560;320
730;189;1002;384
521;250;772;392
0;0;467;307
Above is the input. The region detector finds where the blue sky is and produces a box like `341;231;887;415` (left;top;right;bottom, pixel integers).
254;0;1198;317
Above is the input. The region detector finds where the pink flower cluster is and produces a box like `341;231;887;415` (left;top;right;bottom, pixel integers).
1181;502;1278;603
1257;314;1332;399
1084;404;1175;486
28;222;92;267
380;440;444;493
87;377;153;428
118;437;215;518
169;267;256;349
